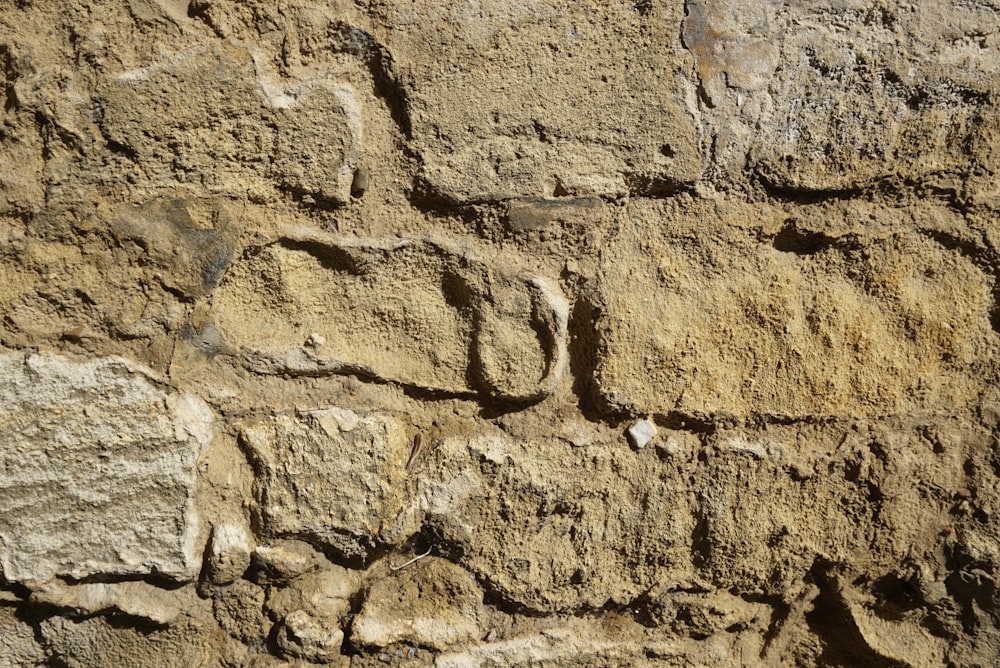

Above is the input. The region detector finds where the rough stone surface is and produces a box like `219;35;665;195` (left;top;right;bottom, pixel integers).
213;229;569;401
239;409;409;561
375;1;702;201
594;197;1000;420
31;581;205;625
2;1;1000;666
0;606;46;668
351;556;484;651
206;523;253;585
0;352;209;584
276;609;344;662
265;564;359;625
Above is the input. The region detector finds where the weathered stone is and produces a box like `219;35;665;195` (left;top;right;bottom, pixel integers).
504;197;606;232
269;79;363;205
250;539;326;585
212;579;269;645
594;198;1000;419
0;606;46;668
30;581;206;625
97;42;267;196
110;198;237;298
351;557;483;651
206;523;253;585
435;616;650;668
0;352;211;584
240;409;409;561
276;610;344;662
750;3;1000;192
97;43;362;203
398;430;696;613
266;565;360;624
683;0;781;104
839;578;948;667
696;419;983;595
213;229;569;401
643;590;766;638
374;1;701;201
39;614;216;668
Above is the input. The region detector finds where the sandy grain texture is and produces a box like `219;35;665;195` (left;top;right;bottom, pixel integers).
1;1;1000;666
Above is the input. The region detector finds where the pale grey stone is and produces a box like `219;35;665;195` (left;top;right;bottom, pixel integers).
30;581;205;625
0;352;210;584
627;419;657;450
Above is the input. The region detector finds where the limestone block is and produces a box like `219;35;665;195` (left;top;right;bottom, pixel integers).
239;409;409;561
0;352;210;584
276;610;344;662
400;430;696;613
351;557;483;651
751;3;1000;191
39;614;216;668
269;78;364;205
213;229;569;401
97;43;268;195
435;616;650;668
594;198;1000;419
30;581;206;625
97;43;362;202
373;1;701;201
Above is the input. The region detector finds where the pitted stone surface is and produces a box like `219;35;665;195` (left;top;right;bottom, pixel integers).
594;197;1000;419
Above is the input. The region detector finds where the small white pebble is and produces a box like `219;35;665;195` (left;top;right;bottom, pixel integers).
305;332;325;348
628;419;657;449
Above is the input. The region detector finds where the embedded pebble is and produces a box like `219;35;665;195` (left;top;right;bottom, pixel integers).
628;419;657;449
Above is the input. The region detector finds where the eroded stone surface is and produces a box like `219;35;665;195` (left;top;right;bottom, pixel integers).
276;610;344;662
40;613;217;668
374;1;701;201
213;229;569;400
594;197;1000;419
206;523;253;586
239;409;409;561
97;42;363;203
266;564;360;625
2;1;1000;666
397;429;697;613
0;352;210;584
351;556;483;651
750;3;1000;192
31;581;205;625
0;606;46;668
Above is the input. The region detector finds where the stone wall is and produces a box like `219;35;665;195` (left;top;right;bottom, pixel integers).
1;1;999;666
